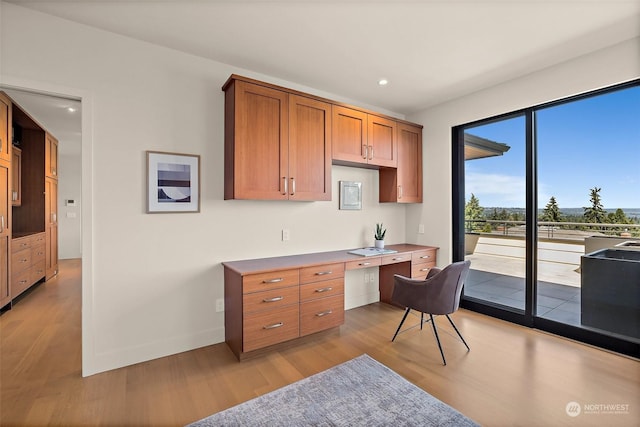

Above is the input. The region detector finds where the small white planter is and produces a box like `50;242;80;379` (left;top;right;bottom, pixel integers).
375;239;385;249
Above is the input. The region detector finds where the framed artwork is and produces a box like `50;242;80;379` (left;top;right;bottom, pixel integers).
146;151;200;213
339;181;362;210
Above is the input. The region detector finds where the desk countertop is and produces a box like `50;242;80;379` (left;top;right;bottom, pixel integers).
222;243;438;276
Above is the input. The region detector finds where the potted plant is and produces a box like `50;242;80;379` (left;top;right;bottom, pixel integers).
374;223;386;248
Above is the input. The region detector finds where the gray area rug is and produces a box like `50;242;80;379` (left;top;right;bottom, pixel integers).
187;354;479;426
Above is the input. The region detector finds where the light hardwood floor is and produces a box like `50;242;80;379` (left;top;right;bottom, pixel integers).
1;259;638;426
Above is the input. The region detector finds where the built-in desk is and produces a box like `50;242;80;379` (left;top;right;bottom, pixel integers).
223;243;438;359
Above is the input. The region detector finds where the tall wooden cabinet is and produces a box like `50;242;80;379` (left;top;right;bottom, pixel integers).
45;177;58;279
379;123;423;203
223;77;331;201
0;92;12;308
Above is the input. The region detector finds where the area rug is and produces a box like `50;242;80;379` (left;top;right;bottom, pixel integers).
187;354;478;426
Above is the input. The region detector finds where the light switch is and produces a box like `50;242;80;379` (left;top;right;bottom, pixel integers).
282;229;290;241
418;224;425;234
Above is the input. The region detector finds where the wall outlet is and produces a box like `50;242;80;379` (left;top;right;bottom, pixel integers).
418;224;425;234
215;298;224;312
282;229;290;241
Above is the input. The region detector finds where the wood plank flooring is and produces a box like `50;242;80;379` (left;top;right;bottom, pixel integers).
1;259;638;426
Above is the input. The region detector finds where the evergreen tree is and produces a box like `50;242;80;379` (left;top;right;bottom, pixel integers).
542;196;562;222
465;193;484;231
583;187;606;224
611;208;629;224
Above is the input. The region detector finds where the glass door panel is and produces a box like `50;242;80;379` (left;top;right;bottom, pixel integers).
463;115;527;311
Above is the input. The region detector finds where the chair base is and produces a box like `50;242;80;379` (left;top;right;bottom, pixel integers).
391;310;470;365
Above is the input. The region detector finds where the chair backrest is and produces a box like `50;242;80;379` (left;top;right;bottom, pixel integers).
393;260;471;315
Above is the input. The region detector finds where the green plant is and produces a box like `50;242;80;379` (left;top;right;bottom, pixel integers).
374;223;386;240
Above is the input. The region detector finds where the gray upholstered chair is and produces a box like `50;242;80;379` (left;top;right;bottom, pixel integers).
391;260;471;365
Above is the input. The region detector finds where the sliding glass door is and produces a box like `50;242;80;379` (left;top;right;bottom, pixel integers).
453;81;640;357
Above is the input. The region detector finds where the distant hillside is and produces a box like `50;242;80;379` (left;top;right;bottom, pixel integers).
482;207;640;220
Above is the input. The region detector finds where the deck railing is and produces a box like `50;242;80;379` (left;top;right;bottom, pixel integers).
465;219;639;240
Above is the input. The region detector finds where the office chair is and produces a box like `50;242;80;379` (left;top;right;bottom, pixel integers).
391;260;471;365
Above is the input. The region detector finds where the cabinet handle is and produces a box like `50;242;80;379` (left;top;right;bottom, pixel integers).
290;177;295;196
368;145;374;160
420;255;431;259
19;280;28;284
52;168;57;176
421;267;431;272
20;259;28;263
12;191;17;201
52;213;57;224
315;287;333;293
362;144;368;159
359;262;371;266
398;185;403;199
262;278;284;284
262;296;284;303
0;137;2;152
0;215;4;233
316;310;333;317
315;271;332;276
392;257;405;261
263;322;284;330
282;177;288;195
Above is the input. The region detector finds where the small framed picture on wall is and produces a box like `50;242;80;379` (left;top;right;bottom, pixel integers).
146;151;200;213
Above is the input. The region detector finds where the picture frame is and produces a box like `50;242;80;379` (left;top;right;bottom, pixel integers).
339;181;362;210
146;151;200;213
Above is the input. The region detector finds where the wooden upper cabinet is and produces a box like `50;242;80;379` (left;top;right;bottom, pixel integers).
224;77;331;201
367;115;397;168
288;95;331;201
225;80;289;200
45;133;58;179
332;105;397;168
0;162;10;309
0;93;10;162
332;105;368;164
380;123;422;203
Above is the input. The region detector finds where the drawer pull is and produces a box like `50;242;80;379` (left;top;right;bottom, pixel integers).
315;287;333;293
262;278;284;284
19;280;28;284
420;255;431;259
421;268;430;272
316;310;333;317
315;271;332;276
263;322;284;330
392;257;405;261
359;262;371;266
21;243;28;247
262;296;284;303
20;259;28;263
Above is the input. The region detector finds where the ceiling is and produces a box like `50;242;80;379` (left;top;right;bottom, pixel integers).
3;0;640;151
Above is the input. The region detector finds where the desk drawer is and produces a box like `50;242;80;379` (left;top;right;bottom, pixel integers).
300;294;344;336
31;233;46;247
381;252;411;265
243;285;299;314
243;304;299;352
412;249;436;264
11;249;32;274
300;278;344;302
412;262;436;279
13;237;32;252
31;244;46;263
30;260;46;284
345;257;381;270
299;263;344;284
243;269;299;294
11;268;32;297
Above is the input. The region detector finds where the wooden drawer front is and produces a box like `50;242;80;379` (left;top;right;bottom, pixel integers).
381;252;411;265
31;243;46;263
412;262;436;280
300;278;344;302
31;233;46;247
11;249;32;274
300;294;345;336
345;257;381;270
30;260;46;284
412;249;436;265
12;269;32;297
243;304;299;352
243;269;299;294
243;286;299;314
13;237;32;252
299;263;344;284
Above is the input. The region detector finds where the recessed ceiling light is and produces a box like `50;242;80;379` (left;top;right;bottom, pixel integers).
378;79;389;86
67;107;77;113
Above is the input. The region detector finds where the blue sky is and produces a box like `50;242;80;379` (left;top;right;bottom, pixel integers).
465;84;640;209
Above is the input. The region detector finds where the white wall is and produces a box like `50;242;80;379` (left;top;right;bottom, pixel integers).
58;151;82;259
1;3;407;375
405;37;640;265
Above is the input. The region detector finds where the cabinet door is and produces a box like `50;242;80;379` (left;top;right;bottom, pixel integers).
45;177;58;279
46;133;59;179
331;105;368;165
288;95;331;201
11;147;21;206
0;93;10;162
228;81;289;200
396;123;422;203
367;115;397;168
0;163;10;307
